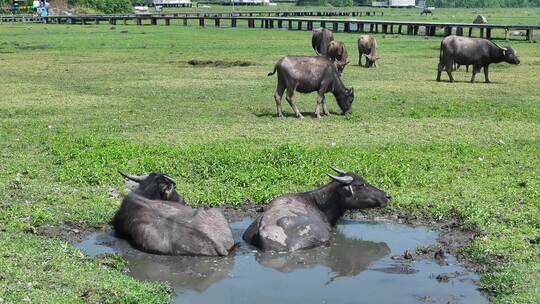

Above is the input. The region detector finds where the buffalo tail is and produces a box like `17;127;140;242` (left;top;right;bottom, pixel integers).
267;65;277;76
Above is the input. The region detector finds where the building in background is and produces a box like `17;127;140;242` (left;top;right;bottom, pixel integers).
389;0;415;7
372;0;416;7
153;0;192;7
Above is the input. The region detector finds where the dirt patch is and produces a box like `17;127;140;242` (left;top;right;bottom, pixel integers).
38;221;109;244
187;60;256;68
13;43;50;50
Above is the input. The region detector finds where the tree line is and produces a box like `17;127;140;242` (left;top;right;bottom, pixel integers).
297;0;540;7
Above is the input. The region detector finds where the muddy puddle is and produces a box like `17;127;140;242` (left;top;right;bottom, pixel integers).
76;219;488;304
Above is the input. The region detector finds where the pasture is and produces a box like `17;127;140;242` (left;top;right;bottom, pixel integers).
163;5;540;25
0;18;539;303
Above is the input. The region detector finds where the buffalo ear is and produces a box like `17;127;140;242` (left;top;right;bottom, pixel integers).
349;87;354;95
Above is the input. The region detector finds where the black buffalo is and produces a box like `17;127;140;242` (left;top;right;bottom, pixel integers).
242;165;391;252
268;56;354;119
437;35;520;83
113;171;235;256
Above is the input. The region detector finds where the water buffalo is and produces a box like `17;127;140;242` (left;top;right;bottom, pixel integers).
268;56;354;119
327;40;349;74
242;165;391;252
118;171;185;203
312;27;334;57
357;35;378;68
473;15;488;24
113;171;235;256
437;35;520;83
421;7;434;16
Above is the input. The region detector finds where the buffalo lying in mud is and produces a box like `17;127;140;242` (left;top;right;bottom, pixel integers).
312;27;334;57
242;165;391;252
268;56;354;119
437;35;520;83
113;171;234;256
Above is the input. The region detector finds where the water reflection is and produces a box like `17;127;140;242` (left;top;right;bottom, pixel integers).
77;231;234;293
255;231;390;283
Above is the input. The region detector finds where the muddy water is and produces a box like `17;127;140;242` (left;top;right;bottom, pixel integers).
76;219;488;304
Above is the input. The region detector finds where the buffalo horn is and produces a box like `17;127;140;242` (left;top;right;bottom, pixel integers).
326;173;353;185
328;164;347;175
163;174;177;185
118;170;147;183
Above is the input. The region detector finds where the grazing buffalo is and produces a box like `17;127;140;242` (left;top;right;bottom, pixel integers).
357;35;378;68
437;35;520;83
327;40;349;74
113;171;235;256
242;165;391;252
312;27;334;57
421;7;434;16
268;56;354;119
473;15;488;24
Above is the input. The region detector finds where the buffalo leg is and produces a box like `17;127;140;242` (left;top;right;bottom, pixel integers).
436;62;443;82
444;60;454;82
274;85;285;118
315;94;324;118
286;89;304;119
358;54;362;66
470;65;481;83
483;65;490;83
322;99;330;116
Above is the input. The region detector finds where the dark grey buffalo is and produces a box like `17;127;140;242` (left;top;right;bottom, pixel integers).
327;40;349;74
437;35;520;83
473;15;488;24
312;27;334;57
113;171;234;256
357;35;378;68
420;7;434;16
242;166;391;252
268;56;354;119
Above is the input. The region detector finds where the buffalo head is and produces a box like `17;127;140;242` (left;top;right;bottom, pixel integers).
326;165;390;209
502;46;520;65
118;170;184;203
335;87;354;115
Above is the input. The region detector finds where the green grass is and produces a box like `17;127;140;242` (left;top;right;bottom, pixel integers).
0;20;539;303
161;4;540;25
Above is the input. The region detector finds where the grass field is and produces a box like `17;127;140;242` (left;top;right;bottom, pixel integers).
162;5;540;25
0;16;539;304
